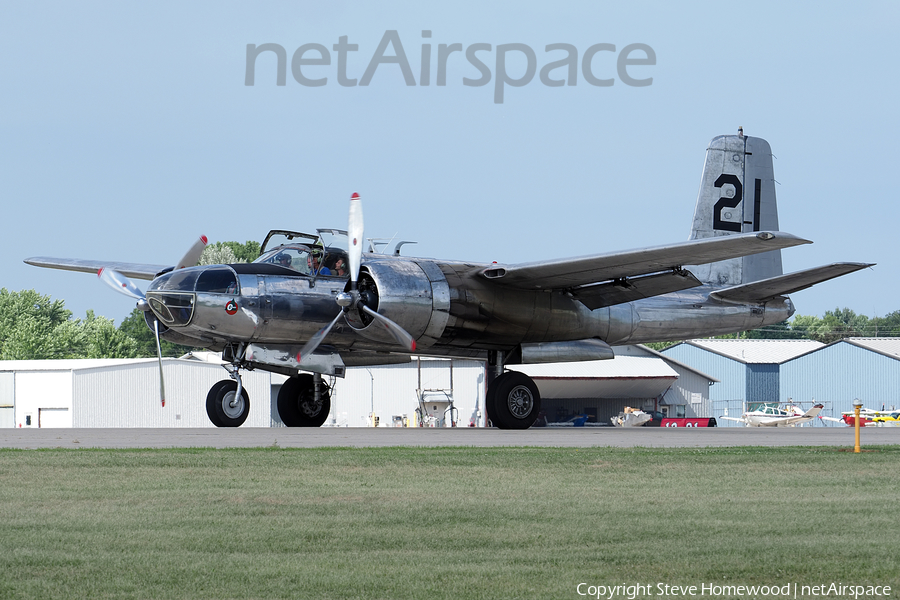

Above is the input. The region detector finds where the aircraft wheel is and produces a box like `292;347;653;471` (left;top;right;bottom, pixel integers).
484;384;499;427
205;380;250;427
277;374;331;427
488;371;541;429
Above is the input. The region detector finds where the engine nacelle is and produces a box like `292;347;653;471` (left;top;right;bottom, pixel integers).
345;259;450;348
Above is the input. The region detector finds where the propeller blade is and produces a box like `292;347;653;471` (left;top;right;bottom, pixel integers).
360;304;417;352
348;192;363;289
98;267;145;301
152;317;166;407
296;311;344;364
175;235;209;270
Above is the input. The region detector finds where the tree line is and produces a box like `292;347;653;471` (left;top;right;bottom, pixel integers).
0;241;261;360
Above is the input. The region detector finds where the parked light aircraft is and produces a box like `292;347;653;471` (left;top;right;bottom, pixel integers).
721;403;825;427
25;130;871;429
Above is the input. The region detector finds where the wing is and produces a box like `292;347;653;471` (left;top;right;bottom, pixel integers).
710;263;874;304
24;257;169;281
719;416;747;424
481;231;810;292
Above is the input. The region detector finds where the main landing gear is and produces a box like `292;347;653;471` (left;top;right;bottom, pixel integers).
205;343;333;428
485;351;542;429
277;373;331;427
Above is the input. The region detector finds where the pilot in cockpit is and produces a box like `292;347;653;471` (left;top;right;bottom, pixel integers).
308;252;331;276
275;253;292;268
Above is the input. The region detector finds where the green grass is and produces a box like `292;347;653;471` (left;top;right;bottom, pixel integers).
1;446;898;599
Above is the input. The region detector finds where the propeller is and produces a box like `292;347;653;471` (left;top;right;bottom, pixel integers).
175;235;209;270
296;192;416;363
95;236;207;407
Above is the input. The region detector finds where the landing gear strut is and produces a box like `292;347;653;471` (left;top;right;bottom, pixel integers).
206;343;251;428
485;350;541;430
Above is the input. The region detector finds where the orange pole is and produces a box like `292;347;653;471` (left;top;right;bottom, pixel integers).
854;404;861;453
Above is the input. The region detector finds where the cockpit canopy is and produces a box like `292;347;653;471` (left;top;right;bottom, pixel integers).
255;229;350;278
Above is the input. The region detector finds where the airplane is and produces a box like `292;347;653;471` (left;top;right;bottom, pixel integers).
720;402;825;427
25;129;872;430
839;407;900;426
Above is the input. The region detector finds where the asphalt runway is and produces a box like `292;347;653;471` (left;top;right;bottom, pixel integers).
1;426;897;449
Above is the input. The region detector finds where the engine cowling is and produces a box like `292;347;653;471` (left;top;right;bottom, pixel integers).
344;259;450;348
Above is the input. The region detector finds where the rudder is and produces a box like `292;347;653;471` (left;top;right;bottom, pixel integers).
688;130;783;286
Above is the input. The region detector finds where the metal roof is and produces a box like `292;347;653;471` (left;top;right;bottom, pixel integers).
842;338;900;360
680;339;824;364
0;358;166;372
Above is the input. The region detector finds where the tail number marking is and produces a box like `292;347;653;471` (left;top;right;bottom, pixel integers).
712;174;742;232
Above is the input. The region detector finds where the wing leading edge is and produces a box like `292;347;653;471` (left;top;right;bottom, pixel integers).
23;257;169;281
482;231;810;291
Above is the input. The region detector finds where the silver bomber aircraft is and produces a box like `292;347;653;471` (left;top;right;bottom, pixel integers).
25;131;872;429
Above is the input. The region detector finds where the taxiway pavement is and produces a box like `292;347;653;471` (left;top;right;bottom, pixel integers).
0;426;897;449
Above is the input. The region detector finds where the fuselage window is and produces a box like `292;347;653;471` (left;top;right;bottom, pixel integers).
196;268;239;294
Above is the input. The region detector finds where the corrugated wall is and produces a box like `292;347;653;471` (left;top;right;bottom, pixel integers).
782;342;900;419
73;360;273;427
663;368;713;419
0;372;13;428
329;359;486;427
662;344;746;403
746;363;779;409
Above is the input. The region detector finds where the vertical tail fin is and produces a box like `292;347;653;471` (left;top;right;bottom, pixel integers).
689;130;783;286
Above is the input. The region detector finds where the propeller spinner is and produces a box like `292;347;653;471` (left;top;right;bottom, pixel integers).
297;193;416;363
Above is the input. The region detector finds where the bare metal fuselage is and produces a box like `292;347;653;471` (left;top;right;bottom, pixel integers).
150;254;793;370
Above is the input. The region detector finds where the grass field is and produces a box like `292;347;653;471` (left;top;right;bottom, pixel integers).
1;446;898;600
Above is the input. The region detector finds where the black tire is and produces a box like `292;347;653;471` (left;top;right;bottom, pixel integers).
277;374;331;427
484;383;499;427
488;371;541;430
205;380;250;427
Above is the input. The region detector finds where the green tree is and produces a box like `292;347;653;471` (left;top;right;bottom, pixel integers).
0;288;71;352
81;311;139;358
744;320;805;339
869;311;900;337
199;240;261;265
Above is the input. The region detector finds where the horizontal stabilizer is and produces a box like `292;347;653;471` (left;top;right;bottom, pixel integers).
24;257;168;281
710;263;874;304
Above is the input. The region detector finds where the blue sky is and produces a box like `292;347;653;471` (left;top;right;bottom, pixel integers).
2;1;895;327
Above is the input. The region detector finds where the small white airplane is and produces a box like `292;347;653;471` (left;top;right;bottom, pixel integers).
721;403;823;427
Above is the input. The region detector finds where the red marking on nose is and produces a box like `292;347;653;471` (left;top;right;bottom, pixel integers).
201;235;208;244
351;192;360;200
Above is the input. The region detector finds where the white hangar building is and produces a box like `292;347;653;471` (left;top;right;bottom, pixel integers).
0;357;276;429
0;346;717;429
